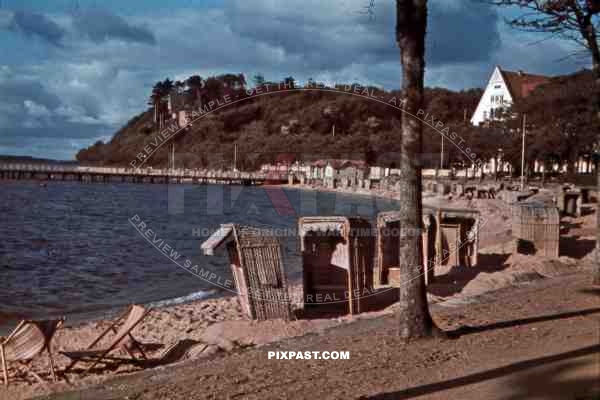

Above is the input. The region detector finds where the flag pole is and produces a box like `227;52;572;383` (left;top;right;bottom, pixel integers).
520;113;526;191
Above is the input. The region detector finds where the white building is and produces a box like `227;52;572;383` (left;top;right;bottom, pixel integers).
471;66;550;126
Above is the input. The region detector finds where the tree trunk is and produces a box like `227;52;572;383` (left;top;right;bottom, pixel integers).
396;0;438;340
576;14;600;284
595;57;600;285
596;165;600;285
587;35;600;285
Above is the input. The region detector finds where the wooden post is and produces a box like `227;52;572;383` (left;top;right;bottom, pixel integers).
435;210;443;268
1;344;8;386
422;215;433;285
472;218;479;266
48;349;56;382
520;113;526;191
440;134;444;169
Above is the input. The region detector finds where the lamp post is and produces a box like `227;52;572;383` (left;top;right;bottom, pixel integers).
497;148;503;181
233;143;238;172
440;133;444;169
520;114;527;191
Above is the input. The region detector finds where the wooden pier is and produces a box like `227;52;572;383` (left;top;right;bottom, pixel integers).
0;163;281;185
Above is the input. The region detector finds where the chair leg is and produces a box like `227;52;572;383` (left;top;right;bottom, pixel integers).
48;349;56;382
136;343;147;361
128;334;146;360
1;345;8;386
132;339;147;360
63;359;78;374
121;343;136;361
84;359;100;374
122;342;145;363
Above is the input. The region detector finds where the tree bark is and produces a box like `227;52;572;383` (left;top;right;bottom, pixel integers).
571;3;600;285
596;163;600;285
582;21;600;285
592;56;600;285
396;0;438;340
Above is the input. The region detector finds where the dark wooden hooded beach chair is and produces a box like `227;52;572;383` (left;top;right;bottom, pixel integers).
61;305;151;375
0;318;64;386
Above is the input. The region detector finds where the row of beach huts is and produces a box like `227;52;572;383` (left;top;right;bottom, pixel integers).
199;181;585;321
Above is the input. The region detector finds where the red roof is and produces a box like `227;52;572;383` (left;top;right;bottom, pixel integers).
272;153;297;166
500;69;550;100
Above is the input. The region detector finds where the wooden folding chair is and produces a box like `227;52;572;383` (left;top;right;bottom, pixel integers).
0;318;64;386
61;305;151;375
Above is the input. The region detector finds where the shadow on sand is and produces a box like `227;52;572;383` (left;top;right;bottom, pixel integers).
446;307;600;338
426;253;511;298
363;344;600;399
560;236;596;259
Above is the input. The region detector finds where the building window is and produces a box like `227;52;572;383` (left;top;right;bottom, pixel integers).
494;84;501;89
483;111;488;120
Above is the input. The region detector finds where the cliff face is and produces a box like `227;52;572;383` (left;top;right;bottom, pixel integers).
76;86;482;170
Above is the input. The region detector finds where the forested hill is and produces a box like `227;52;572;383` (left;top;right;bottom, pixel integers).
76;74;482;170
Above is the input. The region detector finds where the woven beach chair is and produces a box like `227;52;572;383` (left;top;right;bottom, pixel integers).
61;305;151;375
0;318;64;386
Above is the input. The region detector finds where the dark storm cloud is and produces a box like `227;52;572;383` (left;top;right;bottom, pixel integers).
9;10;66;46
0;75;109;144
223;0;501;71
4;8;155;46
73;9;156;45
0;0;580;160
428;2;501;65
0;80;61;111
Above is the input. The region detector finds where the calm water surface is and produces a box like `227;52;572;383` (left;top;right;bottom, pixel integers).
0;181;400;330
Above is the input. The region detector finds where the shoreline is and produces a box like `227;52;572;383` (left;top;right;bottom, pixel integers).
32;271;600;400
1;195;595;398
0;251;591;399
0;180;567;335
0;180;434;335
1;185;596;398
0;181;554;333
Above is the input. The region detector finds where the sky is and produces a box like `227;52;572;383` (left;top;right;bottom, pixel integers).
0;0;587;160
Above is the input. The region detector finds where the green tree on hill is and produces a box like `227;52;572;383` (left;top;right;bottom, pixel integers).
253;74;265;87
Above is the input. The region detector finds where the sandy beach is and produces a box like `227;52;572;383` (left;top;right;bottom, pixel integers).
0;188;596;400
35;271;600;400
